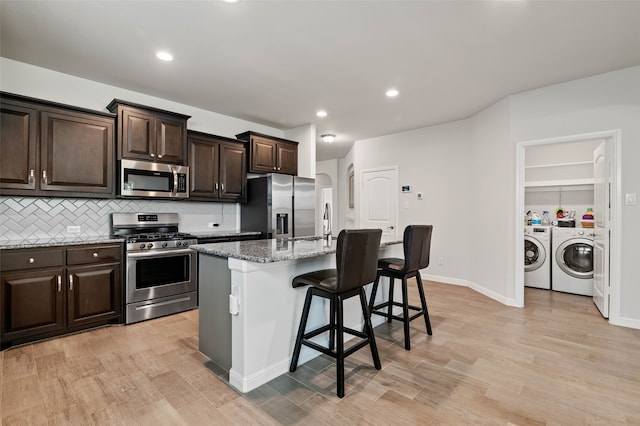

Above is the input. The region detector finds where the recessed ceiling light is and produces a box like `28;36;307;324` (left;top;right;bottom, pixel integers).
386;89;399;97
156;51;173;62
224;0;238;3
316;110;327;118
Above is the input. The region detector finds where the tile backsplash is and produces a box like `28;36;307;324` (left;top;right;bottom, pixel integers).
0;196;238;242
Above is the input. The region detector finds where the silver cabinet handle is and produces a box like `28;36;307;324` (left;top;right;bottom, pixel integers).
69;274;74;291
221;183;224;191
150;153;155;158
57;275;62;292
387;225;395;230
158;154;163;159
29;257;35;264
92;252;99;258
29;169;34;183
273;167;277;170
215;182;219;191
277;168;281;171
42;170;47;184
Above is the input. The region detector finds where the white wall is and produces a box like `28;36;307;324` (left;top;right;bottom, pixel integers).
351;120;473;284
511;66;640;326
469;97;517;304
284;124;316;179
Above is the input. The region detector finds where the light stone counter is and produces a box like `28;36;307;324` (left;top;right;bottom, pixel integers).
194;235;403;393
190;235;402;263
0;236;125;250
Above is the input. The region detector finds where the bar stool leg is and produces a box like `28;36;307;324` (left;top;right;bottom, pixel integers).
387;277;395;323
368;271;381;315
329;297;336;350
336;294;345;398
401;276;411;350
290;287;313;372
359;287;381;369
416;272;433;335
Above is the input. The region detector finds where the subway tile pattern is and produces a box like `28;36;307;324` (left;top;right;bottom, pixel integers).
0;196;231;242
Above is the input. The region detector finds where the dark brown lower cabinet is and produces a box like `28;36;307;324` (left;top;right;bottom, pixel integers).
0;267;66;342
0;244;123;349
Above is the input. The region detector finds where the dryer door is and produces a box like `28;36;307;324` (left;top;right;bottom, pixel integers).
524;236;546;272
556;238;593;279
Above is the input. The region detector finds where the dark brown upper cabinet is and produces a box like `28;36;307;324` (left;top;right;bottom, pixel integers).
188;131;247;202
235;131;298;176
0;92;115;198
107;99;190;165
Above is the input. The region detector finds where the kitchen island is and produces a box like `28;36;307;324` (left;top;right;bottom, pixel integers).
191;235;402;393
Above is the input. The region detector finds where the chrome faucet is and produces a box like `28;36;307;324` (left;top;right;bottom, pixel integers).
322;202;332;244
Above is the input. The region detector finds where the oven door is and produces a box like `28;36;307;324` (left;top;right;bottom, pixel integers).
126;248;197;303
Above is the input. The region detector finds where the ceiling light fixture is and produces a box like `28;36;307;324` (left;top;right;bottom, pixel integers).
156;51;173;62
316;110;327;118
385;88;399;97
321;134;336;143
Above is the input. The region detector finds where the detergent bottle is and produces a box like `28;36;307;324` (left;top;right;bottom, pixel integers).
541;211;550;226
532;212;541;225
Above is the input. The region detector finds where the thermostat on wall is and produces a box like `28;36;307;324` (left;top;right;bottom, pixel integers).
401;185;411;193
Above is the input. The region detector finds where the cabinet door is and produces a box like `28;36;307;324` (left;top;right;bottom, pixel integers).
0;100;38;190
250;136;277;173
277;142;298;175
121;107;155;160
40;109;115;194
67;262;121;328
1;268;66;341
156;114;187;164
219;142;247;201
188;134;220;199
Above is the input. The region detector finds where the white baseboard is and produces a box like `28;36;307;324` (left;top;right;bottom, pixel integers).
609;316;640;330
423;274;521;307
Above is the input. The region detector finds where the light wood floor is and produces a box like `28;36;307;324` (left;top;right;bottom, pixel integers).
2;282;640;425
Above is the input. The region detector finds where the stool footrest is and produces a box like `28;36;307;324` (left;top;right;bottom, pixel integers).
303;324;332;340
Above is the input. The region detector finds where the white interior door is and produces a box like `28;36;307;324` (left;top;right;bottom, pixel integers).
593;141;610;318
360;167;398;238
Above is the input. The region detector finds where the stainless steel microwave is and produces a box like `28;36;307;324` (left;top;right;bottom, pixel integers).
120;159;189;199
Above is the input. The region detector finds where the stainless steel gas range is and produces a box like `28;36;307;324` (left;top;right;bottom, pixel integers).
111;213;197;324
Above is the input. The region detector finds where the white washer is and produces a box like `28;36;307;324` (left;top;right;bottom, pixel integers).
524;226;551;289
551;227;594;296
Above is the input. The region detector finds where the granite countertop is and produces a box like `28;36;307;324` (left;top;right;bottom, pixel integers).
191;236;402;263
0;236;126;250
189;231;261;239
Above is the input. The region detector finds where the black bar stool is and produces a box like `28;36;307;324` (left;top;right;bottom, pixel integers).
369;225;433;350
289;228;382;398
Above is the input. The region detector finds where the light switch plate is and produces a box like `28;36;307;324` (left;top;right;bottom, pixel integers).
625;193;637;205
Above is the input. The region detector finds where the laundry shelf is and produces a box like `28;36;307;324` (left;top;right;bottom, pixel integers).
525;179;594;192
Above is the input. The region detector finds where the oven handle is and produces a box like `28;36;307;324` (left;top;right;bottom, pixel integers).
127;248;195;259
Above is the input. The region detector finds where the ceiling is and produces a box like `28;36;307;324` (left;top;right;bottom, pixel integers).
2;1;640;161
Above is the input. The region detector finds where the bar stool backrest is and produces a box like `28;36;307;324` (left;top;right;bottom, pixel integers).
335;228;382;292
403;225;433;273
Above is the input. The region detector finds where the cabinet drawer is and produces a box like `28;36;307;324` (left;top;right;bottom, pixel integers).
1;248;64;272
67;245;122;265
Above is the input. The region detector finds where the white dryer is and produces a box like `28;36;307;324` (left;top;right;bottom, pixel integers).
524;226;551;289
551;227;594;296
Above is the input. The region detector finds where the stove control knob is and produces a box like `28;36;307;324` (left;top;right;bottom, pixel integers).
148;243;153;249
139;243;146;249
183;241;190;247
162;242;168;248
175;241;182;247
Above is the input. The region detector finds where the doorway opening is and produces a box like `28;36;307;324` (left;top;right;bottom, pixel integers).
515;130;621;323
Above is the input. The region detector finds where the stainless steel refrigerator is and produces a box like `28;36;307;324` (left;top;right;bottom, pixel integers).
241;174;316;239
